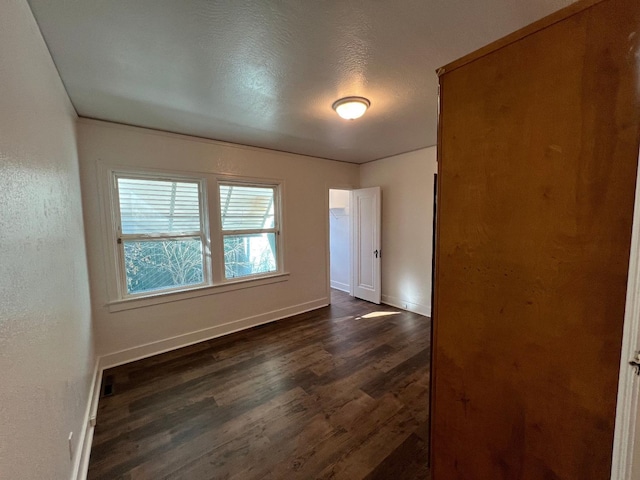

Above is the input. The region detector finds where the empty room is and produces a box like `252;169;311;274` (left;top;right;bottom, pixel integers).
3;0;640;479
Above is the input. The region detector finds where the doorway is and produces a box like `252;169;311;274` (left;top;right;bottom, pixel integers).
329;189;351;293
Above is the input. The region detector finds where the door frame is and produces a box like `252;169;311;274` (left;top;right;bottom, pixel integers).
611;151;640;479
325;184;356;303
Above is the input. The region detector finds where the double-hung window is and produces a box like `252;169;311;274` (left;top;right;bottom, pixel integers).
114;174;208;296
219;183;279;279
109;169;283;303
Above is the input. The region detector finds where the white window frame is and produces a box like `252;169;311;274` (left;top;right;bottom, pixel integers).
100;165;288;311
111;171;211;299
216;180;283;282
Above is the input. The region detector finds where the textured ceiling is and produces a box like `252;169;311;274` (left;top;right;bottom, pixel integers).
27;0;575;163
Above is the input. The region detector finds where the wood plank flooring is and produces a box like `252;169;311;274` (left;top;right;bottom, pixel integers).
88;290;431;479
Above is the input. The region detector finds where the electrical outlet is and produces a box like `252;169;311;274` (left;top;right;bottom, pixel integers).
68;432;74;460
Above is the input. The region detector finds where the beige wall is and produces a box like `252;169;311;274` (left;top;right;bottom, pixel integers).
360;147;437;316
0;1;94;479
77;120;359;362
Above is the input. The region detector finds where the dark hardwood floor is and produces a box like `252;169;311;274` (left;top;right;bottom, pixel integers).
88;290;431;480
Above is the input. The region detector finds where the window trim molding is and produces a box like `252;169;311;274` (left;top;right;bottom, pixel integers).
216;178;284;283
106;271;290;312
111;170;211;299
97;162;287;309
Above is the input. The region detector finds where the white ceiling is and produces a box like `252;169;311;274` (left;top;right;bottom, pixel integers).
27;0;575;163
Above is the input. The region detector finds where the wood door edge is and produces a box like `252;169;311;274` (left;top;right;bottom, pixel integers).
436;0;605;77
429;105;445;470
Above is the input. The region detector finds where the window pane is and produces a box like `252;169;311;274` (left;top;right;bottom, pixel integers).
223;233;276;279
123;238;204;294
219;184;275;230
118;177;201;234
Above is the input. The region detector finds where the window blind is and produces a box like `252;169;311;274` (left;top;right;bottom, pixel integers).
117;178;201;234
219;185;275;230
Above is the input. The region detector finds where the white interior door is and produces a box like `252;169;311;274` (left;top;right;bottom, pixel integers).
612;152;640;480
351;187;381;304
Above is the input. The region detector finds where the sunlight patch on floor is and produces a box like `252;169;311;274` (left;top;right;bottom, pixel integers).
357;311;402;319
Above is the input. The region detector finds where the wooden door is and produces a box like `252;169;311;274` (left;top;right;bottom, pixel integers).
431;0;640;478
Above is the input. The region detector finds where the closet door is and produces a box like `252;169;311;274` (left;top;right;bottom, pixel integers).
431;0;640;478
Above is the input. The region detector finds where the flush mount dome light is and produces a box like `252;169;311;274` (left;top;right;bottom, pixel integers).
332;96;370;120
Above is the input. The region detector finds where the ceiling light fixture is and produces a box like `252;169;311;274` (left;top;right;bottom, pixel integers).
332;96;370;120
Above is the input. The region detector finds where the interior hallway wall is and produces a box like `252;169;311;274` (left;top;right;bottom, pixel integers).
329;189;351;292
0;1;94;478
359;147;437;316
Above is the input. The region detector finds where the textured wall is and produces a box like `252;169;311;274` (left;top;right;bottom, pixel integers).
77;119;359;360
359;147;437;316
0;1;94;478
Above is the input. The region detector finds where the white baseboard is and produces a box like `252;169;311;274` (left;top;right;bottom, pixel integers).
330;280;350;293
70;291;427;479
381;293;431;317
70;359;101;480
72;297;329;479
99;297;329;369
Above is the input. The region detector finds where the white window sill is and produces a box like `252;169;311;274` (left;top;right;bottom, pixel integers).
106;272;290;313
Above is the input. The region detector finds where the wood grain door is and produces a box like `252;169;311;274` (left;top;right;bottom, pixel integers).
431;0;640;478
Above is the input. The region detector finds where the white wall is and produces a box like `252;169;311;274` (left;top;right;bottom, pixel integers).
359;147;437;316
329;189;351;292
0;1;94;479
77;120;359;362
